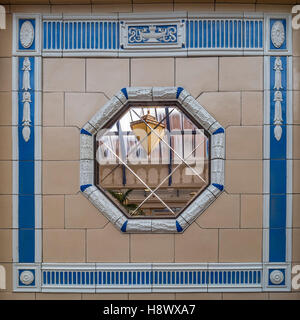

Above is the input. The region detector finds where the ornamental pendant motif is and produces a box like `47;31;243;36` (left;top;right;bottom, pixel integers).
271;21;285;48
20;20;34;49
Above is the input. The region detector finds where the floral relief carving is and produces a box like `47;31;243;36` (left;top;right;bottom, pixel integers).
271;20;285;49
20;20;34;49
273;57;283;142
21;57;31;142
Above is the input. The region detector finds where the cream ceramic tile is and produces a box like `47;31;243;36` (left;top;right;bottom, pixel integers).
65;194;108;228
223;292;268;300
131;58;174;87
197;92;240;128
219;229;262;262
175;224;218;262
174;3;213;11
294;125;300;159
43;92;64;126
241;195;263;228
43;195;65;228
215;3;255;11
293;194;300;228
129;293;176;300
293;28;300;57
43;127;80;160
0;92;11;125
42;161;79;195
43;229;86;262
176;58;218;97
87;59;129;98
92;4;132;12
133;3;173;12
0;229;12;262
0;195;12;228
175;293;222;300
65;92;108;128
225;160;263;194
293;228;300;262
196;193;240;228
51;4;92;13
130;234;174;262
43;58;85;92
226;126;263;160
87;224;129;262
0;161;11;194
0;58;11;91
0;14;11;57
219;57;263;91
11;5;51;13
293;160;300;193
0;127;12;160
82;293;128;300
36;293;82;300
241;91;263;126
293;57;300;91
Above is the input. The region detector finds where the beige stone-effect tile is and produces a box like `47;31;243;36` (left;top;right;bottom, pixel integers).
131;58;174;87
43;195;65;229
175;224;218;262
43;58;85;92
43;127;80;160
294;125;300;159
43;229;86;262
293;228;300;262
294;91;300;124
0;92;11;125
241;195;263;228
256;4;293;13
0;58;11;91
215;3;255;11
0;14;11;57
129;293;175;300
293;57;300;91
87;223;129;262
269;292;300;300
219;57;263;91
222;292;268;300
196;193;240;228
92;4;132;13
43;92;64;126
293;194;300;228
241;91;263;126
36;293;82;300
219;229;262;262
0;292;36;300
42;161;79;195
176;58;218;97
0;161;11;194
0;195;12;228
133;3;173;12
225;160;263;194
130;234;174;263
0;127;12;160
11;5;51;13
65;194;108;228
294;160;300;193
87;59;129;98
226;126;263;160
82;293;129;300
51;4;92;14
174;3;214;11
65;92;108;128
175;293;222;300
197;91;240;128
293;28;300;57
0;229;12;262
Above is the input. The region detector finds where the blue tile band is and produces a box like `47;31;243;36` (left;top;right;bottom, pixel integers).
80;128;92;136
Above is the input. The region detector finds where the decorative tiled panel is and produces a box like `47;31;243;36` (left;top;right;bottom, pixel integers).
186;18;263;51
40;263;263;292
43;20;120;52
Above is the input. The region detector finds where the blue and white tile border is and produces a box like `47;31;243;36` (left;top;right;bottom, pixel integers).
12;12;293;293
80;86;225;234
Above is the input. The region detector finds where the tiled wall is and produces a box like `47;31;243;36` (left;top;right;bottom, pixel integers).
0;1;300;300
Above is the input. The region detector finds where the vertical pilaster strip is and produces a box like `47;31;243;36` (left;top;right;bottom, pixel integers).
263;14;292;291
12;14;41;291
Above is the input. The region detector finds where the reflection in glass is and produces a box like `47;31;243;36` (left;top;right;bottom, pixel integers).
95;105;210;218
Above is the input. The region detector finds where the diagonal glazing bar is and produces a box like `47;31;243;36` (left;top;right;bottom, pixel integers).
131;108;206;183
131;139;206;215
100;107;176;184
101;140;175;215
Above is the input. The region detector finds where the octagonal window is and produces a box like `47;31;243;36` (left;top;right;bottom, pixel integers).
80;87;225;233
95;103;210;218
